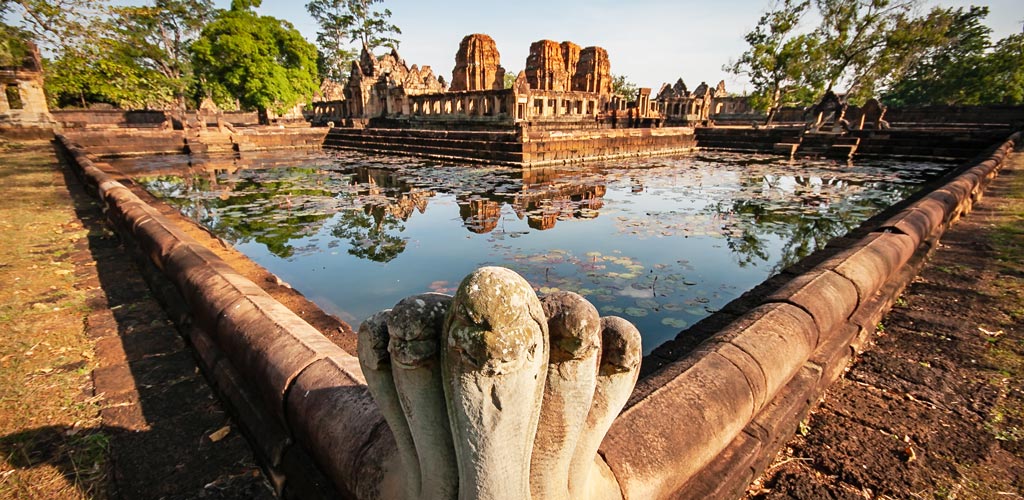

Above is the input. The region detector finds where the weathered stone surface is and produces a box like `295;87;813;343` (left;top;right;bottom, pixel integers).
533;291;601;500
449;34;506;92
215;293;344;424
569;315;641;499
0;39;55;134
285;354;401;500
766;269;858;338
601;351;756;499
357;269;641;500
387;293;458;500
442;266;548;499
357;311;419;500
880;207;941;246
526;39;572;92
825;232;917;304
574;46;612;95
346;44;443;119
561;42;581;86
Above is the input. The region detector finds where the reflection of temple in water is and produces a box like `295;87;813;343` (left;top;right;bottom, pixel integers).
348;166;434;221
342;161;609;234
460;196;503;234
515;184;606;230
456;169;607;233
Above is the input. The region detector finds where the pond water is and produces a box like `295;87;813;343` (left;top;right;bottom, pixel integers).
121;150;950;353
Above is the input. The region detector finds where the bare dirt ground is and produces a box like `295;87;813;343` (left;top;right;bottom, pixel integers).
748;149;1024;499
1;142;273;499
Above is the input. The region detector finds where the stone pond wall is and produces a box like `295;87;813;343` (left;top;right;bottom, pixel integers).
695;127;1014;161
63;127;328;157
51;109;262;130
323;126;698;167
57;129;1020;499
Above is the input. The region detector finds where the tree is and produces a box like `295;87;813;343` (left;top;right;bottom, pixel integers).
107;0;215;109
730;0;1005;115
882;6;992;105
191;0;319;115
306;0;401;82
726;0;823;123
880;6;1022;106
45;38;165;108
2;0;108;55
612;74;638;99
975;33;1024;104
811;0;928;103
0;23;33;67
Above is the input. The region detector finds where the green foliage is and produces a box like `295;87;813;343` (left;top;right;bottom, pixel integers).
3;0;108;50
504;71;518;89
726;0;822;119
982;34;1024;104
8;0;211;109
811;0;931;103
191;1;319;113
306;0;401;82
107;0;215;108
731;0;1018;111
0;24;33;68
612;74;639;99
883;7;1024;106
44;41;173;109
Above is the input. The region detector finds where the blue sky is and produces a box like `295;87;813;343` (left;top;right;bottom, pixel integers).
11;0;1024;93
250;0;1024;93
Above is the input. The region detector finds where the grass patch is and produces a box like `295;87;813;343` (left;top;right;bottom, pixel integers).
0;146;108;499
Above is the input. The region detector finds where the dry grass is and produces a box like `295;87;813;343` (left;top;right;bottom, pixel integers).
0;143;108;499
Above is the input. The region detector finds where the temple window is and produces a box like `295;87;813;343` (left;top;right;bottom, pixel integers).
5;84;23;109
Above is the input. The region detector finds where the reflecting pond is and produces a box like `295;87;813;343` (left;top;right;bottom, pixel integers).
121;150;951;353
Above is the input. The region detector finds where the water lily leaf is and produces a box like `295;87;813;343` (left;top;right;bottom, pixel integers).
661;317;688;329
624;307;649;317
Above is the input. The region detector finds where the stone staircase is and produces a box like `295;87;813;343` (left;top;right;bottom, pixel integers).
694;127;804;153
322;127;522;164
793;132;860;160
184;130;237;155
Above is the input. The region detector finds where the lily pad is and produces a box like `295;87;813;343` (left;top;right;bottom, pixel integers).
661;317;689;329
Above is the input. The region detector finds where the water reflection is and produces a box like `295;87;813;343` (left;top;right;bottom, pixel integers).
127;150;950;352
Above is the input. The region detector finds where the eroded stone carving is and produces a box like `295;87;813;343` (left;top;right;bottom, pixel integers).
525;40;613;96
450;34;506;92
358;267;642;500
573;46;612;95
526;39;571;92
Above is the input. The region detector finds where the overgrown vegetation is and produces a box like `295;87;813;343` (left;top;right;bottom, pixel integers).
727;0;1024;120
1;0;401;112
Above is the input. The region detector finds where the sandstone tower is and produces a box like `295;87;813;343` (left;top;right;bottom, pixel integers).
450;34;506;92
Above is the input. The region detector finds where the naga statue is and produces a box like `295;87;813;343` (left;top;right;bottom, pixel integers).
357;266;641;500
